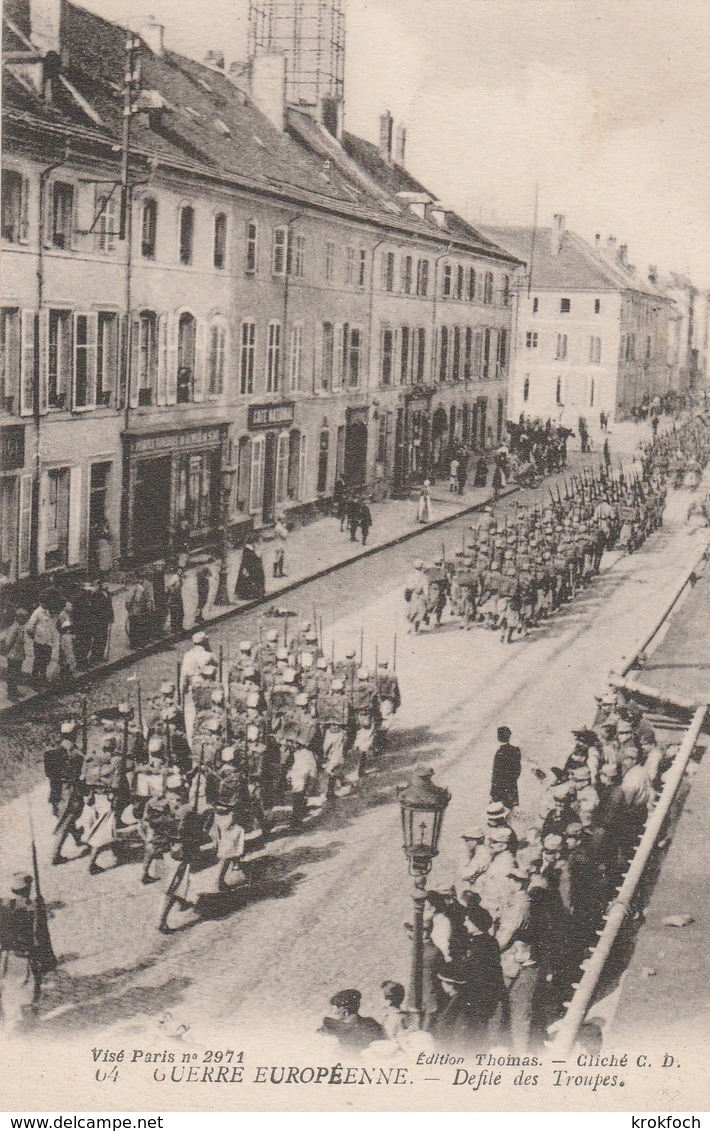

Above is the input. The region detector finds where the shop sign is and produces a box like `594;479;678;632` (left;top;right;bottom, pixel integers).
0;425;25;472
131;426;223;455
248;402;295;429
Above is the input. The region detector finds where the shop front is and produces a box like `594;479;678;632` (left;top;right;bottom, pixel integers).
122;423;228;563
344;406;369;492
0;423;31;583
393;387;434;492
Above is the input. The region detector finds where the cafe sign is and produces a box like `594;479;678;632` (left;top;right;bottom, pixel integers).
248;402;295;429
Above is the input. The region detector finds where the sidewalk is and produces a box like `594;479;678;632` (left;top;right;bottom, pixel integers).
0;418;658;713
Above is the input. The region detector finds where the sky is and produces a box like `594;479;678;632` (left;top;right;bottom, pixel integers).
79;0;710;287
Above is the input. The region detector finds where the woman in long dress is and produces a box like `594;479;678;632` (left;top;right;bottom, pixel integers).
416;480;433;523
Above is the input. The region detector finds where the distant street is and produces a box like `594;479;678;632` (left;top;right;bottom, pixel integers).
0;466;706;1046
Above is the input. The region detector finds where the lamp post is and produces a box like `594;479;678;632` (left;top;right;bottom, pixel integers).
215;464;237;607
398;767;450;1023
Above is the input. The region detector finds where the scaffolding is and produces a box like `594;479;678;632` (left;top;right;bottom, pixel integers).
248;0;345;110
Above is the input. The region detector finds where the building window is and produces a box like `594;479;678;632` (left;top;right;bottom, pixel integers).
501;275;510;306
556;376;562;404
246;221;258;273
48;310;72;408
498;329;508;374
560;297;571;314
464;327;473;380
625;333;636;361
416;328;426;383
377;415;387;465
358;249;367;288
346;247;355;284
213;212;227;269
240;320;256;394
291;234;306;278
179;205;195;265
2;170;29;244
347;326;362;387
249;435;265;513
482;329;492;379
589;336;601;364
52;182;74;250
317;430;329;493
401;255;413;294
96;188;117;254
525;331;538;349
439;326;449;381
325;241;335;282
321;322;334;390
594;298;601;314
532;297;539;314
467;267;476;302
177;312;196;402
272;226;287;275
452;327;462;381
646;335;652;360
416;258;429;296
45;467;70;570
0;307;20;409
73;313;96;408
141;197;157;259
523;375;530;403
382;251;395;291
400;326;411;384
473;331;483;379
556;334;568;360
483;272;494;304
589;377;595;407
442;265;453;299
208;323;226;394
266;321;281;392
456;265;465;301
381;326;395;386
289;322;303;390
96;312;118;404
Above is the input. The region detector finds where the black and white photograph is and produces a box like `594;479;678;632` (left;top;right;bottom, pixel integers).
1;0;710;1115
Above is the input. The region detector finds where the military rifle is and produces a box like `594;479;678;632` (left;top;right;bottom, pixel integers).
29;807;58;974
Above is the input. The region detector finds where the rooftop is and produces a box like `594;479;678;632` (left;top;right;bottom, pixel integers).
2;0;520;264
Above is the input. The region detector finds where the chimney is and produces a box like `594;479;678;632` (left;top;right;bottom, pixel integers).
141;16;165;58
250;52;286;131
606;235;617;255
379;110;393;162
550;213;565;256
29;0;63;56
595;233;601;251
618;243;628;266
648;264;658;285
395;124;407;167
204;50;225;71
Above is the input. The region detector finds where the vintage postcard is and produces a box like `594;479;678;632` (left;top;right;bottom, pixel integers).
1;0;709;1115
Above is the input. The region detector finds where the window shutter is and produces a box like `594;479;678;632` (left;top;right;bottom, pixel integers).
19;176;30;244
38;309;49;412
17;472;32;578
298;434;307;500
86;312;98;406
333;323;343;389
166;315;177;404
20;309;35;416
276;432;288;504
129;316;140;407
68;465;83;566
193;320;205;401
156;313;168;405
37;470;49;572
249;436;264;513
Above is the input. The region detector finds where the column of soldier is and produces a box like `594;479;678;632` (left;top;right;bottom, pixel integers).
44;620;402;901
394;686;680;1056
405;419;710;641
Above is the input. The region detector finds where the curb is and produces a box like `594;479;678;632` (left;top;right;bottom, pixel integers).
1;484;522;721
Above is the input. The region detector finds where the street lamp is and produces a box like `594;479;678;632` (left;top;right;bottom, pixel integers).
398;767;450;1022
215;464;237;607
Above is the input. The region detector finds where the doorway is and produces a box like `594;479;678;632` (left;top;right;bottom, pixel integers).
132;455;171;561
344;420;368;491
88;461;111;572
262;431;277;524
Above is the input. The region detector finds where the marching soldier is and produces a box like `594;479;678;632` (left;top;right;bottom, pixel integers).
44;719;80;818
0;873;48;1032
